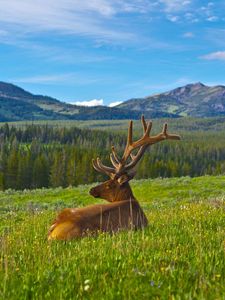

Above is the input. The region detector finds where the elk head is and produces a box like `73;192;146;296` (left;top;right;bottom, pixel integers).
89;116;181;202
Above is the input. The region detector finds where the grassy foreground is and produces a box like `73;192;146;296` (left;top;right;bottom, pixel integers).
0;176;224;299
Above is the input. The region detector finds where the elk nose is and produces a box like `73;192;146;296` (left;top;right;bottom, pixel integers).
89;188;99;198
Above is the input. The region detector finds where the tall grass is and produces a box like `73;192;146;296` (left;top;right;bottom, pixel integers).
0;176;224;299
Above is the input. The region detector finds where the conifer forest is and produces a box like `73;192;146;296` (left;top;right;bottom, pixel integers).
0;118;225;191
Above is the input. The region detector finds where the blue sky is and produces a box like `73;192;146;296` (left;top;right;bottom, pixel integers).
1;0;225;106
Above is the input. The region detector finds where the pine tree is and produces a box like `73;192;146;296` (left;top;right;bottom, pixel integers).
17;151;33;189
5;148;18;189
32;154;49;188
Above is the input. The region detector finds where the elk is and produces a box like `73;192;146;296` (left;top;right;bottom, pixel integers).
48;116;180;241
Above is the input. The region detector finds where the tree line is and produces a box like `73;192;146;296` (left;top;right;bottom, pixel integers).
0;123;225;190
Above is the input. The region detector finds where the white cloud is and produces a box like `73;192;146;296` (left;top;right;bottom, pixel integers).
160;0;220;25
159;0;191;12
206;16;218;22
183;12;199;23
108;101;122;107
183;32;194;38
184;12;194;19
167;15;179;22
72;99;104;106
200;51;225;61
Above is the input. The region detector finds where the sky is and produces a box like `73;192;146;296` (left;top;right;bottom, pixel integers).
1;0;225;106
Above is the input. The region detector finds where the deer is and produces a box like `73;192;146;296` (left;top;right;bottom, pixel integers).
48;116;180;241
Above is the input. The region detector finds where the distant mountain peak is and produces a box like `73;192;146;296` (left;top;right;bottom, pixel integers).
189;82;205;87
117;82;225;117
172;82;206;92
182;82;207;92
163;82;204;98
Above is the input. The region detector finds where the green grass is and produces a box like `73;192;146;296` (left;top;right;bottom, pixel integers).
2;116;225;132
0;176;225;299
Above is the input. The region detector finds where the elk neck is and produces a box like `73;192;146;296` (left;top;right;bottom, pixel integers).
114;182;136;202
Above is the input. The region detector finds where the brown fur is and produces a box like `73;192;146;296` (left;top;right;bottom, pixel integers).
48;180;148;240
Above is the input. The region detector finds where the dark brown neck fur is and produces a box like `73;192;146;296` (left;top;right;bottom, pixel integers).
114;182;135;202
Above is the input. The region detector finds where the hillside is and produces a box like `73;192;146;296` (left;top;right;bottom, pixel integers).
0;82;142;121
117;82;225;117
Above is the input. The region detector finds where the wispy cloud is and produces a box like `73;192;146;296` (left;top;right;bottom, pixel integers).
159;0;191;12
200;2;220;23
0;0;209;45
0;1;152;44
162;1;220;24
0;0;220;51
72;99;104;106
200;51;225;61
204;28;225;48
183;32;195;38
167;15;180;23
207;16;218;22
10;73;100;85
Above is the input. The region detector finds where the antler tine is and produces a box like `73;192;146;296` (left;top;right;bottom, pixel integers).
110;153;120;168
92;157;116;178
130;118;141;160
97;157;116;174
123;117;154;163
130;117;152;160
111;146;121;164
163;123;167;135
141;115;147;132
121;120;134;162
128;120;133;146
92;159;104;174
144;121;152;137
124;146;148;172
161;123;181;140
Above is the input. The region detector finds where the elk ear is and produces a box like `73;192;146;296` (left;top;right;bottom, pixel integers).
117;175;129;185
117;172;136;185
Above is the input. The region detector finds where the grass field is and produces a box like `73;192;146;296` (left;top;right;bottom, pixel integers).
3;116;225;132
0;176;224;299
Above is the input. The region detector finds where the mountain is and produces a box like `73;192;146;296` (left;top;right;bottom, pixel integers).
1;81;225;122
0;81;143;121
117;82;225;117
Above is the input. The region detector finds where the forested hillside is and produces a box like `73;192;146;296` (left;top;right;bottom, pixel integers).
0;120;225;190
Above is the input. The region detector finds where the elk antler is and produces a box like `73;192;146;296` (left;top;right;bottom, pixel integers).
92;115;181;179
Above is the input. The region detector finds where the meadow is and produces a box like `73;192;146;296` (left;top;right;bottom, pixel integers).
0;176;224;299
4;116;225;132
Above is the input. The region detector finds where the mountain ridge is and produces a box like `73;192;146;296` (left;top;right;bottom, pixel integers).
117;82;225;117
0;81;144;121
1;81;225;121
